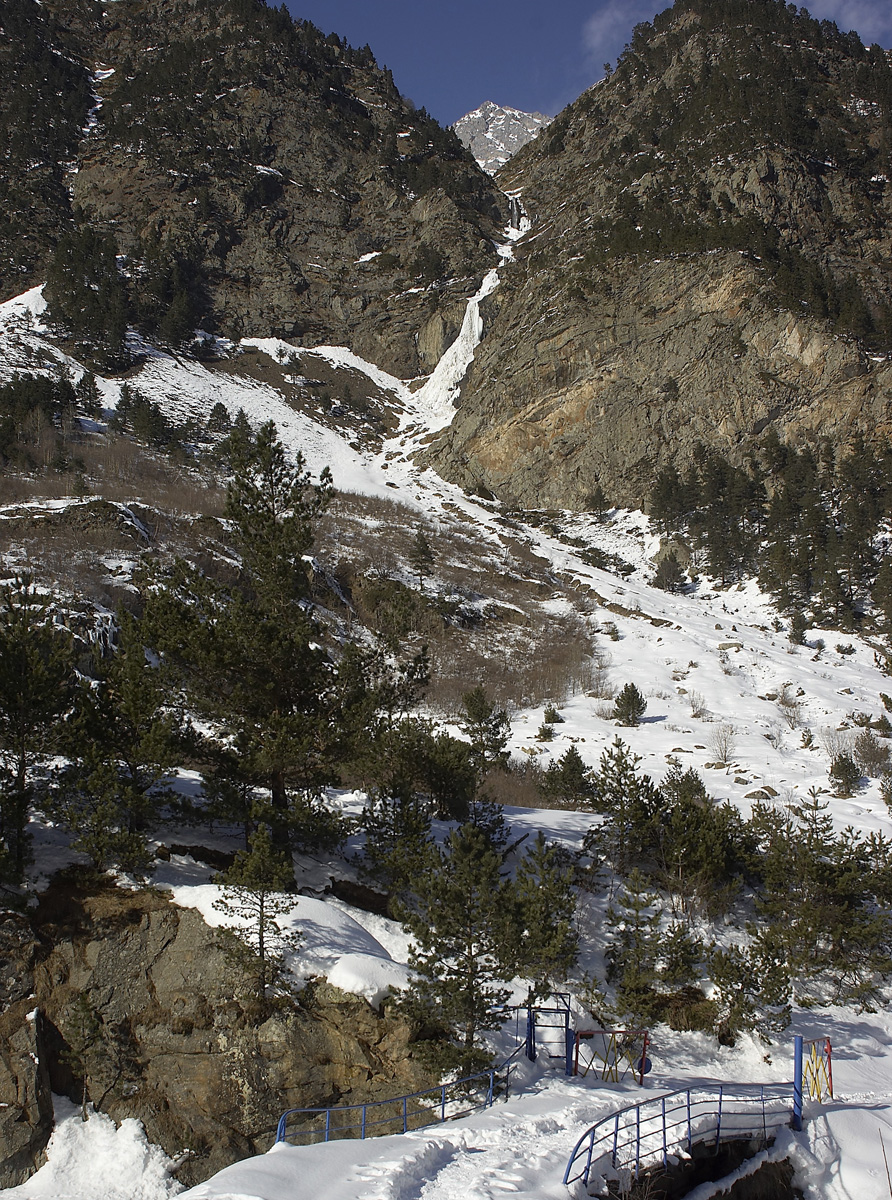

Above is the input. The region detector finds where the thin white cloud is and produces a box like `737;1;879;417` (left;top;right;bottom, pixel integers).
803;0;892;46
583;0;664;66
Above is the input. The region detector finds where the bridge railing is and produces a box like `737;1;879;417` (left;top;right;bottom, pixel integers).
563;1083;793;1193
276;1048;522;1147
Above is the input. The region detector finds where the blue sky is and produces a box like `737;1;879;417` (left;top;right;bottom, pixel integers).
286;0;892;127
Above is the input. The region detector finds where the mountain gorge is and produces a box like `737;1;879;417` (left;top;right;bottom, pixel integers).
429;0;892;507
6;1;892;1194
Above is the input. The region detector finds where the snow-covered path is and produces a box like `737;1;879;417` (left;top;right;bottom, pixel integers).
178;1078;621;1200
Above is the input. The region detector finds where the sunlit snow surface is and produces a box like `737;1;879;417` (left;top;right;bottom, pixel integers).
0;1099;183;1200
4;221;892;1198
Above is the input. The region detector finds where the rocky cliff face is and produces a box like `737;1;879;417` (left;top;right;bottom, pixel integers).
428;0;892;507
1;0;508;376
453;102;551;174
0;875;429;1188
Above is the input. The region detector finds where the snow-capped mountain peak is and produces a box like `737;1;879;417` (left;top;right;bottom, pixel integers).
453;100;551;174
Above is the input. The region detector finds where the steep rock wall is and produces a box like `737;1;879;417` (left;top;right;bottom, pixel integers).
0;876;428;1188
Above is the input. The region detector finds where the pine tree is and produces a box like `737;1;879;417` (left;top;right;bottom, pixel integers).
419;731;476;821
408;529;435;591
224;420;333;618
213;824;300;1005
49;612;180;874
401;823;514;1075
358;717;435;904
459;686;511;784
605;868;662;1024
0;575;75;878
613;682;647;726
586;482;609;520
653;552;686;592
510;832;578;1003
75;372;102;419
144;422;346;852
657;777;748;918
584;738;662;875
542;744;595;808
45;225;128;365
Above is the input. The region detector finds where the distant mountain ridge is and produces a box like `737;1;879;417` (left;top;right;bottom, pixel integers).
452;101;551;174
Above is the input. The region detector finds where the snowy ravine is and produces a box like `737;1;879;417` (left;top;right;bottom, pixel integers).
4;202;892;1198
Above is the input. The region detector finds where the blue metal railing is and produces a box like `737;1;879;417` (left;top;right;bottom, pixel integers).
276;1047;523;1147
563;1083;793;1191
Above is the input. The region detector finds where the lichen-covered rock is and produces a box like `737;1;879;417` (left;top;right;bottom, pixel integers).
1;877;430;1188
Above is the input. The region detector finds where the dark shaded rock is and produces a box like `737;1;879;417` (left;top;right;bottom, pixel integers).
2;0;509;376
0;912;54;1187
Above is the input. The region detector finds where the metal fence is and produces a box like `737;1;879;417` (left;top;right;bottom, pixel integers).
563;1083;793;1193
276;1053;519;1146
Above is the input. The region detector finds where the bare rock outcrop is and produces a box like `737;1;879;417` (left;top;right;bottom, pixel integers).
428;0;892;507
1;875;428;1189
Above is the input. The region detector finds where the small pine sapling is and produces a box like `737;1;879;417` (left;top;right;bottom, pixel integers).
459;686;511;784
61;993;103;1121
408;529;435;592
829;753;862;798
613;682;647;727
854;729;890;776
213;824;300;1006
653;553;686;593
542;744;596;808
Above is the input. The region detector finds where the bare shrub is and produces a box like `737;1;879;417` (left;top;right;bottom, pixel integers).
820;727;854;762
708;724;737;766
589;648;614;700
688;690;708;719
425;608;596;714
776;684;802;729
484;757;547;808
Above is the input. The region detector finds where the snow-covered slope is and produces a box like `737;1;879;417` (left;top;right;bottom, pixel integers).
4;223;892;1200
452;101;551;173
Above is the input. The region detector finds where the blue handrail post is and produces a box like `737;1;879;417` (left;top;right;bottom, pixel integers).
325;1110;331;1143
487;1070;495;1107
760;1085;767;1146
715;1087;723;1150
635;1103;641;1178
566;1025;575;1077
526;1006;536;1062
584;1130;595;1187
402;1096;408;1133
276;1113;287;1143
661;1095;668;1167
441;1084;447;1122
686;1090;692;1152
361;1105;367;1139
792;1035;804;1131
612;1111;620;1168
